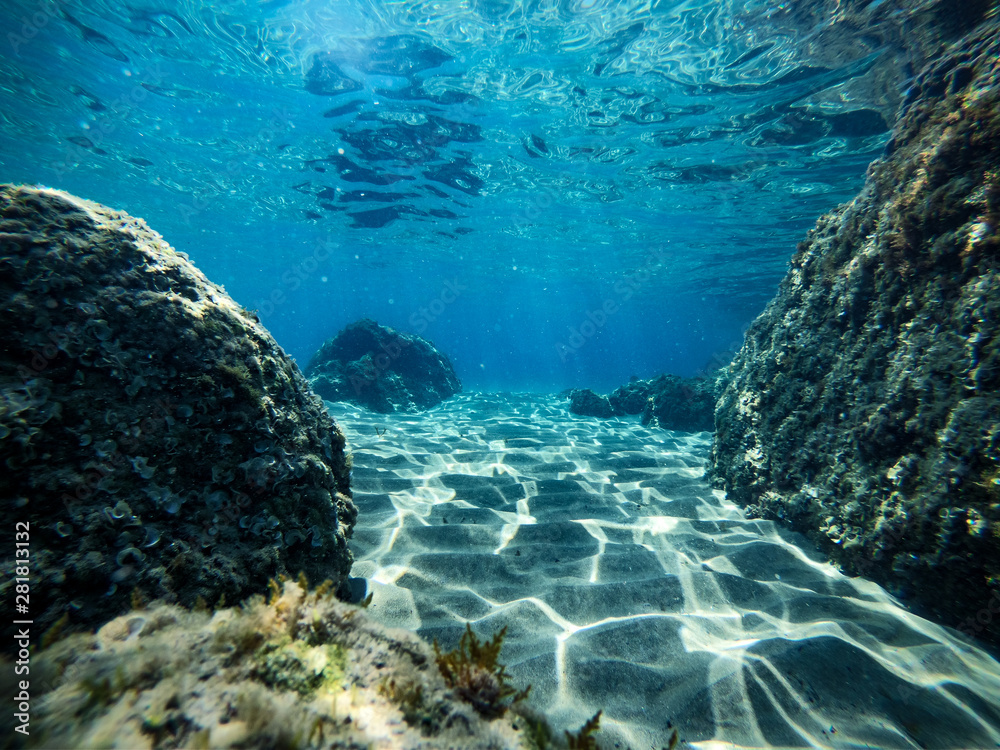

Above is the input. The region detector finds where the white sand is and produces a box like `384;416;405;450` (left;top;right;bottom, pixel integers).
327;393;1000;749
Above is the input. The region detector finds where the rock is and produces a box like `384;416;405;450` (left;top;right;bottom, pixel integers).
31;579;526;749
607;376;651;415
709;21;1000;646
0;185;357;642
571;374;724;431
639;375;723;433
568;388;616;418
306;318;461;413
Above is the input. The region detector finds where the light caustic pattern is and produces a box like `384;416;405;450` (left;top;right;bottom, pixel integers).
327;394;1000;749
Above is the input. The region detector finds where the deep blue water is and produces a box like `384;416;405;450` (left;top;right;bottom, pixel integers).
0;0;892;391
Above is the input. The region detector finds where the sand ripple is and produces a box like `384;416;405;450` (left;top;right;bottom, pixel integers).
327;393;1000;749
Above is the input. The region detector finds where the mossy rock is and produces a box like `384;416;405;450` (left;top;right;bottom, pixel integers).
0;185;357;645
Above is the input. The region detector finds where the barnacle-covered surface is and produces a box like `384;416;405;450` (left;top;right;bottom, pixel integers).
710;20;1000;646
26;579;524;749
0;184;356;641
306;318;461;414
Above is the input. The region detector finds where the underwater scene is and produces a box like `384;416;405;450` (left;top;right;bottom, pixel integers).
1;0;999;748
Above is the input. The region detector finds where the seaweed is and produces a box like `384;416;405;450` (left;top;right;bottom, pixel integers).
40;612;70;649
378;677;449;735
516;710;553;750
565;711;601;749
432;623;530;719
561;711;678;750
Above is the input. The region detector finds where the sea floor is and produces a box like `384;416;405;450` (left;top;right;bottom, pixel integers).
325;393;1000;750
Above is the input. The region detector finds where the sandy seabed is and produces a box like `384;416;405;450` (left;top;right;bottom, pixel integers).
326;393;1000;750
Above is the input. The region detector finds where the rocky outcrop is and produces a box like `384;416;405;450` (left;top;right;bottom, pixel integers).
0;185;357;642
306;319;461;413
568;388;615;418
29;579;526;749
634;375;723;433
710;22;1000;645
569;374;724;432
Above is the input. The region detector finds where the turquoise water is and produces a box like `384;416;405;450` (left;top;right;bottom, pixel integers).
0;0;891;391
6;3;1000;748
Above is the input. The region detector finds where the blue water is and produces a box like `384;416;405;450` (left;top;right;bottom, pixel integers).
0;0;890;391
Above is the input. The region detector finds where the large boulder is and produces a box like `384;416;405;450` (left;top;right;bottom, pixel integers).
709;21;1000;645
0;185;357;642
306;318;461;413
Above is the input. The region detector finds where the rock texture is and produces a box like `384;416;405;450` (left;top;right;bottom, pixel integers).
731;0;1000;133
710;22;1000;645
27;579;526;749
631;375;723;433
568;388;615;419
0;185;357;642
569;375;724;432
306;318;461;413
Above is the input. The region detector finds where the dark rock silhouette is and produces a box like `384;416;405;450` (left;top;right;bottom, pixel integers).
569;374;724;432
568;388;615;418
710;20;1000;648
307;319;461;413
0;185;356;642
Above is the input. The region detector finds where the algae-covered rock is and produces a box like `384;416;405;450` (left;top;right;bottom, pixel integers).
570;374;724;432
568;388;615;418
306;318;461;413
26;579;525;749
709;20;1000;645
606;377;651;416
0;185;357;642
636;375;723;433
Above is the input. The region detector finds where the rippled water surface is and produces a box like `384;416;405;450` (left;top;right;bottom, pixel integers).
0;0;916;385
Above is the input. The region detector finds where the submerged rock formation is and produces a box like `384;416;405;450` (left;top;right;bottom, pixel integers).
29;579;526;749
632;375;723;433
569;374;724;432
306;318;461;413
568;388;615;419
710;22;1000;645
0;185;357;641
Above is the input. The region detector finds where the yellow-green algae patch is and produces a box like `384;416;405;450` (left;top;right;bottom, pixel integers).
26;580;526;749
